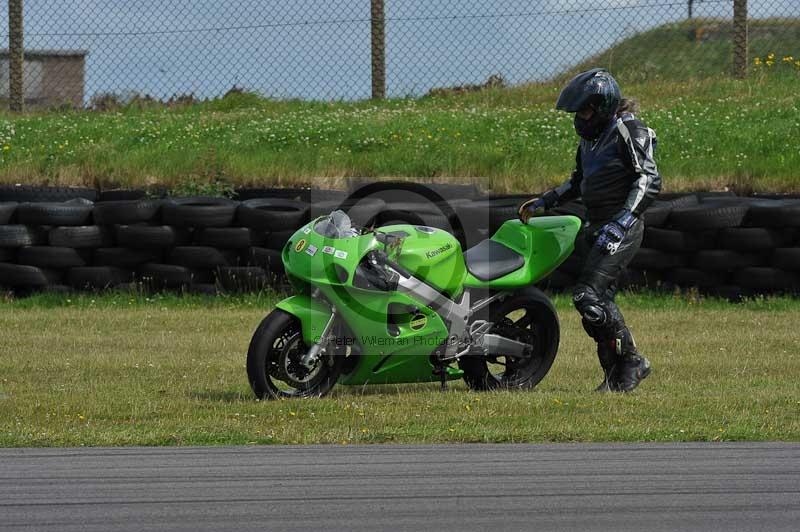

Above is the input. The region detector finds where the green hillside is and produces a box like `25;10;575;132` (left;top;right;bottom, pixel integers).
566;18;800;83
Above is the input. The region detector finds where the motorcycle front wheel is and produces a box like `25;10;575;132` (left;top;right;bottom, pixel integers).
246;309;343;399
458;288;560;391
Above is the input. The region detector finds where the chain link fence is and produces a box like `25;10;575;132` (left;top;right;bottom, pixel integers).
2;1;799;109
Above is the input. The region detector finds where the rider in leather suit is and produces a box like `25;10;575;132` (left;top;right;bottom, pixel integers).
519;68;661;392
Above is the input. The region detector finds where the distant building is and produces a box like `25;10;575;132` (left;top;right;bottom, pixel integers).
0;49;87;108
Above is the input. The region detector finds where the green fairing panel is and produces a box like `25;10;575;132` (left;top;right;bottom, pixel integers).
386;224;466;298
275;295;331;345
278;221;461;385
280;220;379;289
281;221;466;298
323;284;458;385
463;216;582;289
277;289;460;386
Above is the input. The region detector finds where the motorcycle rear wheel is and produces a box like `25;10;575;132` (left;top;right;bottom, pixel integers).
247;309;343;399
458;289;560;391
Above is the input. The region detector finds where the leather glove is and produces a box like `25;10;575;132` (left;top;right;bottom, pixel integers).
518;197;547;224
595;210;637;255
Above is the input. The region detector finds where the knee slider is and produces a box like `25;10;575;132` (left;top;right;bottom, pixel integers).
573;285;608;325
581;304;607;325
574;285;612;339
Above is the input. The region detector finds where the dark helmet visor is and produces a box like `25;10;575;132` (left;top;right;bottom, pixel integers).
555;68;620;116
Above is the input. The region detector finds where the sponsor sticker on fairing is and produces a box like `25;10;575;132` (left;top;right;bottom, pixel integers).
322;246;335;255
410;313;427;330
334;250;348;259
305;245;318;256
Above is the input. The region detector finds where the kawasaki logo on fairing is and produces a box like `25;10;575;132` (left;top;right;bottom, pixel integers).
425;242;452;259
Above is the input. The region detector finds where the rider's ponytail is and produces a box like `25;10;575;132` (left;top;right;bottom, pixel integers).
617;98;639;117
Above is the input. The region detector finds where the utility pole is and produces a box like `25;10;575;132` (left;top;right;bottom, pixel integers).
8;0;24;112
733;0;748;79
370;0;386;99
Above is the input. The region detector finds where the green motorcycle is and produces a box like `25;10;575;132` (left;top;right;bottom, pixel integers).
246;208;581;399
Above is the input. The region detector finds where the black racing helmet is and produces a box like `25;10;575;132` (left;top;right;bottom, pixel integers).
555;68;621;118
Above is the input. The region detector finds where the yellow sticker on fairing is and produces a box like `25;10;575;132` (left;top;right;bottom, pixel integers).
410;314;427;331
294;239;307;252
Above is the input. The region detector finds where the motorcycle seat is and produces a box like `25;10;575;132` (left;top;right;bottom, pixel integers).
464;239;524;281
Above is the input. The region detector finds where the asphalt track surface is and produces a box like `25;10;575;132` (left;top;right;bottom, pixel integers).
1;443;798;532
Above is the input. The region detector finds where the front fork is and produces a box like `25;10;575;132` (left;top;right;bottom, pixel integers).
299;305;337;371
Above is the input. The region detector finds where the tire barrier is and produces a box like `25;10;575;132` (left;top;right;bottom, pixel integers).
49;226;112;248
161;197;239;228
0;187;798;299
0;185;98;203
67;266;134;291
0;202;18;225
18;246;90;269
0;225;47;247
375;201;455;232
236;198;310;231
92;199;162;225
115;224;192;249
139;263;211;289
308;197;385;227
16;200;94;226
166;246;238;269
347;179;481;201
93;247;162;269
193;227;260;249
0;263;63;287
538;195;800;300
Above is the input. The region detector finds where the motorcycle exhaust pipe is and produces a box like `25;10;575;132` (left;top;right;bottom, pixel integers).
479;334;532;359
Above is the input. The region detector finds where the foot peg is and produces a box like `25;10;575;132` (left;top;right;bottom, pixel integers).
432;364;448;391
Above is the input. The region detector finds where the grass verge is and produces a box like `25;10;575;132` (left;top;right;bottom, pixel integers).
1;291;798;446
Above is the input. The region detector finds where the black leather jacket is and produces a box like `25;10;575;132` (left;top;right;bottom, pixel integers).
545;113;661;223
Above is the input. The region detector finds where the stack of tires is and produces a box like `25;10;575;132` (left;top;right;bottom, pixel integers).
0;189;312;295
346;180;478;246
631;194;800;299
1;186;100;294
620;193;710;293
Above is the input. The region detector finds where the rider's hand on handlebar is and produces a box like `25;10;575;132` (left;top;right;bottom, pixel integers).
518;197;546;224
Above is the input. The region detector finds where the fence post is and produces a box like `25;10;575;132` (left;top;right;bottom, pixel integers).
733;0;748;79
8;0;24;112
370;0;386;99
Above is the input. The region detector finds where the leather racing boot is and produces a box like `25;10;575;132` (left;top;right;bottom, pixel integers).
615;354;651;392
613;328;651;392
594;338;620;392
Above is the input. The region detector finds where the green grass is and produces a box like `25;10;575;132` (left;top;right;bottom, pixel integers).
569;18;800;82
0;21;798;194
1;291;799;446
